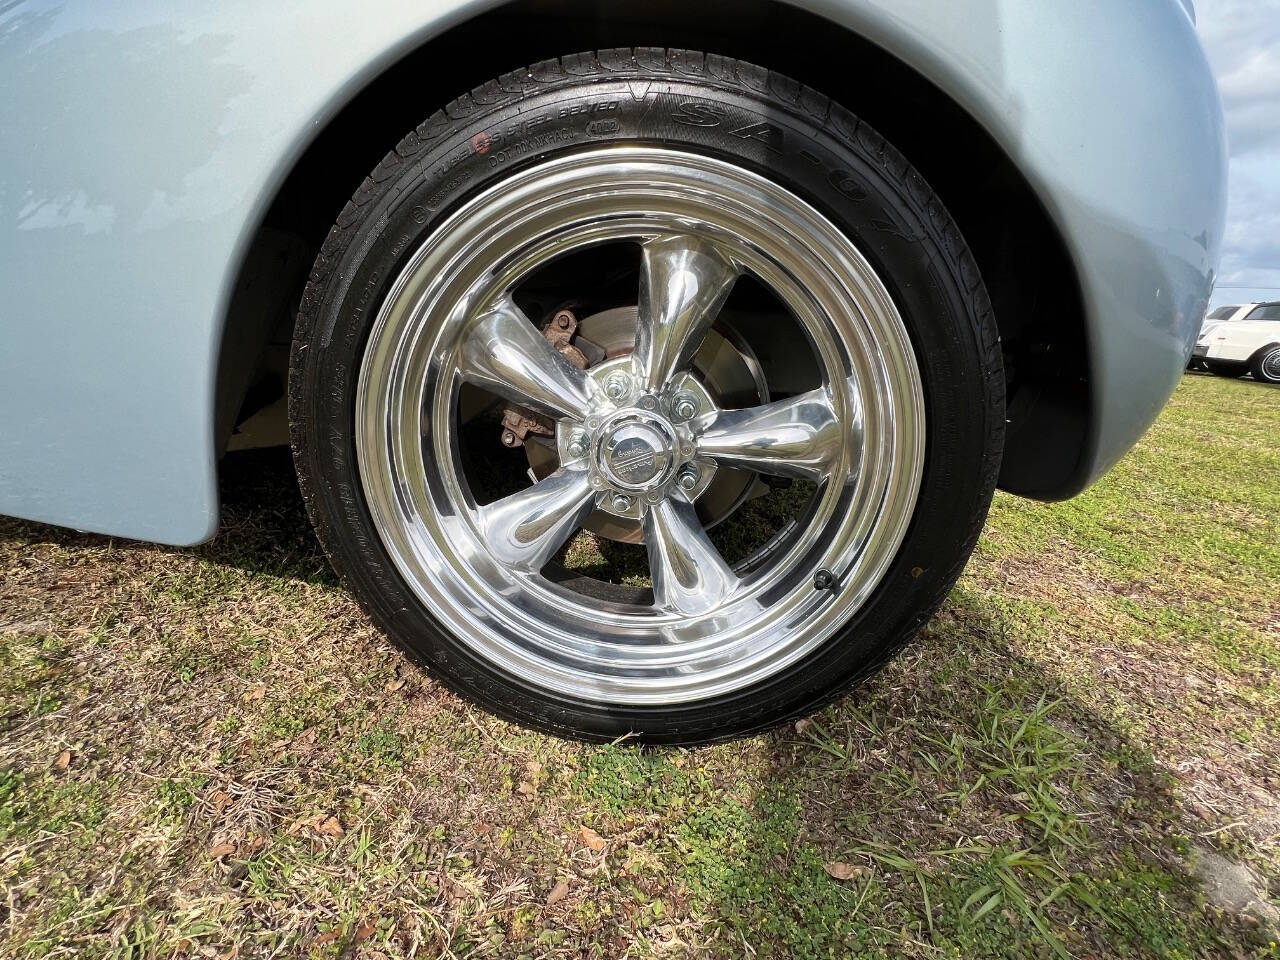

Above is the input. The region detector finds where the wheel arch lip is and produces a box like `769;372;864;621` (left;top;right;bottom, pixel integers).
1250;341;1280;363
0;0;1225;543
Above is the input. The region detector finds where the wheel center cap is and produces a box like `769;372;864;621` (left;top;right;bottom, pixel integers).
598;416;675;491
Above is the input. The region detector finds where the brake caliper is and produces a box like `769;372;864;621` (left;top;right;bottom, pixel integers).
499;309;589;448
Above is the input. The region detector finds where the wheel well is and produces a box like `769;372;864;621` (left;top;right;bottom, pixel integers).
1251;341;1280;369
218;0;1090;498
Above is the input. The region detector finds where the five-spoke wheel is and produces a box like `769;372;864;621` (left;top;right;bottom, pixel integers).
291;51;1003;741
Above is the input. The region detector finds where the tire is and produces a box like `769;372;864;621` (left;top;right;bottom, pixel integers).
1250;345;1280;384
290;48;1004;744
1206;361;1248;378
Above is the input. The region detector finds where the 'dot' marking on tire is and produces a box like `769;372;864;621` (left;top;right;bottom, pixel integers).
471;132;492;155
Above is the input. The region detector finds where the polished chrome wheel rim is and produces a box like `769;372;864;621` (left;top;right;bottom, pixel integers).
356;147;925;705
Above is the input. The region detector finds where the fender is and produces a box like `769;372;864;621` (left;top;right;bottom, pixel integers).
0;0;1225;543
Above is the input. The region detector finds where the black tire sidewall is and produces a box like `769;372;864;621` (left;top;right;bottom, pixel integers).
293;56;1003;743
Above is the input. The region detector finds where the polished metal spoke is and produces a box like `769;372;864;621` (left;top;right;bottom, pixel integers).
696;388;844;480
643;496;740;616
458;295;593;420
478;469;596;573
634;237;740;391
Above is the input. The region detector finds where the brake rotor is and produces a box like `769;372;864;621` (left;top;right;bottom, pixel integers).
525;305;769;544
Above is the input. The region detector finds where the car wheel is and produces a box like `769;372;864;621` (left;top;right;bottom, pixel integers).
290;49;1004;743
1206;361;1248;379
1250;345;1280;384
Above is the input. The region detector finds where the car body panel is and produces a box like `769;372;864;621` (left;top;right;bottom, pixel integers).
1199;303;1258;341
1198;316;1280;363
1189;303;1255;368
0;0;1225;544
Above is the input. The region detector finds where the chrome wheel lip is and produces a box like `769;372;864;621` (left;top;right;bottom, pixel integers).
356;146;925;706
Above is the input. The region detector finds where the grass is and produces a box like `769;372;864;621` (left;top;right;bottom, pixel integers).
1;373;1278;958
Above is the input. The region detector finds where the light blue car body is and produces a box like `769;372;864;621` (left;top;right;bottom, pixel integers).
0;0;1226;545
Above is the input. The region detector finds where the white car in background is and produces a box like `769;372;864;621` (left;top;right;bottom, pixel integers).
1192;302;1280;383
1187;304;1255;370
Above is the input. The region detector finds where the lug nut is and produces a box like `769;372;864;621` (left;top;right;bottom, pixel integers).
611;494;634;512
605;373;631;402
677;465;700;491
671;392;699;422
566;432;588;459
